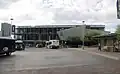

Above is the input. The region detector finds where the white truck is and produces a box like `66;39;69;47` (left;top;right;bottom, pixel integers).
46;40;60;49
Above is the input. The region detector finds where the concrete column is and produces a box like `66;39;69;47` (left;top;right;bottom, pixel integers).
39;34;41;40
101;39;104;48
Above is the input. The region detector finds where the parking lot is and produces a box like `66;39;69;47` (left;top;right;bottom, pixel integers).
1;47;120;74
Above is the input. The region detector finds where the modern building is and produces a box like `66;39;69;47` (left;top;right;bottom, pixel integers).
1;23;12;37
15;25;105;45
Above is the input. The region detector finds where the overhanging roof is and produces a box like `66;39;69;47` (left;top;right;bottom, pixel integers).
93;33;117;38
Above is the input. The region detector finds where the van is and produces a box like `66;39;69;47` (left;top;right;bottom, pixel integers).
46;40;60;49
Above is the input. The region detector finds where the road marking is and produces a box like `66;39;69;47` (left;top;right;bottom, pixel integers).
8;64;86;71
76;49;119;60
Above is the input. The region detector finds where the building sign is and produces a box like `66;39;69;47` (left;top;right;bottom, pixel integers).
12;25;15;32
117;0;120;19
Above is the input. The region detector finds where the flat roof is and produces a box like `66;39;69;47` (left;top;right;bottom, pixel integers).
93;33;117;38
16;25;105;28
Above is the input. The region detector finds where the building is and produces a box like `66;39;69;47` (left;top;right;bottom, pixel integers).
1;23;12;37
57;25;107;40
0;31;2;37
15;25;105;45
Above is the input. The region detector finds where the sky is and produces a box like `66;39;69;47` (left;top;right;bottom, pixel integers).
0;0;119;33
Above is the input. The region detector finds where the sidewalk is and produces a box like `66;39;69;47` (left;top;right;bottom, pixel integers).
69;47;120;60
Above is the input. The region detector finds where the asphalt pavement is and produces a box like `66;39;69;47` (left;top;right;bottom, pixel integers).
0;48;120;74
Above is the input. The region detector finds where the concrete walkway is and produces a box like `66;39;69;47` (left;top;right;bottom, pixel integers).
69;47;120;60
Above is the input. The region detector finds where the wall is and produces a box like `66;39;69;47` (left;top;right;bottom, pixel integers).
0;31;2;37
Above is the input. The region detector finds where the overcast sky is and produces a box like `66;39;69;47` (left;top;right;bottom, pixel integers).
0;0;119;32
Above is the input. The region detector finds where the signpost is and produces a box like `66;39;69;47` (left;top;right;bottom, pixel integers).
82;21;86;50
117;0;120;19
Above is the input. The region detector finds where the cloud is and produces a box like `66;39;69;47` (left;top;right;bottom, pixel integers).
52;0;117;24
105;23;117;33
0;0;118;32
0;0;117;23
0;0;19;9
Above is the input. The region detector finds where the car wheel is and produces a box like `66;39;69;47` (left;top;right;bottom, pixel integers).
6;52;11;56
50;46;53;49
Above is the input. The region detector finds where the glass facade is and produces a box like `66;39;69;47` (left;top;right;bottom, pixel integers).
15;25;105;41
16;27;70;40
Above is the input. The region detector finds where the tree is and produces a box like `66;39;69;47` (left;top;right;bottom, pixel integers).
85;30;104;40
66;30;106;46
85;30;105;45
86;30;103;37
67;36;81;41
66;36;82;47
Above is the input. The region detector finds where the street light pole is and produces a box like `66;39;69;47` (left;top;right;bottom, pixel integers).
82;21;85;50
61;28;64;48
10;18;15;38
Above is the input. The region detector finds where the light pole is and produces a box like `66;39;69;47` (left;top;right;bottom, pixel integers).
82;21;86;50
61;28;64;48
10;18;15;38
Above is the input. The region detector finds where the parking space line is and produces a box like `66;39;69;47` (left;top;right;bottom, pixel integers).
8;64;85;71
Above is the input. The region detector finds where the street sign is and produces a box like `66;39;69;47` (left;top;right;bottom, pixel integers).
117;0;120;19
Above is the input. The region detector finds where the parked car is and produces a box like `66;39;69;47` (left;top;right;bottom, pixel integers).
15;40;25;50
36;43;43;48
0;37;16;56
46;40;60;49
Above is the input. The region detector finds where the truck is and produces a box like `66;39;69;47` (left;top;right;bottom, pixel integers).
0;37;16;56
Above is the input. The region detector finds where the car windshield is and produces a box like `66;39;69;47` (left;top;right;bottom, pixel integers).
0;0;120;74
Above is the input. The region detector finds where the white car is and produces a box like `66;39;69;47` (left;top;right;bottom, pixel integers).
46;40;60;49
